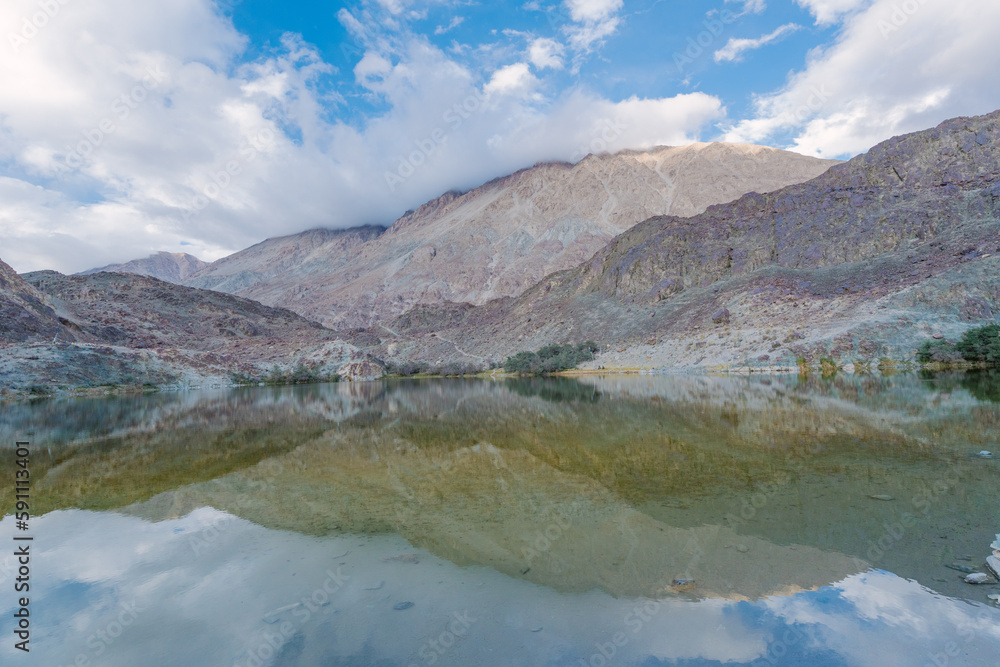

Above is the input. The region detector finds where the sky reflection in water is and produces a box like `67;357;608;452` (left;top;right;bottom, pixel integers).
1;373;999;666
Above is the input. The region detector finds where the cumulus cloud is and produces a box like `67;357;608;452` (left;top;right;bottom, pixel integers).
528;37;565;70
722;0;1000;158
0;0;724;273
564;0;623;23
714;23;801;63
484;62;538;96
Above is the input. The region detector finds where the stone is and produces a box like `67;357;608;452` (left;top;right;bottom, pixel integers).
339;360;385;381
987;555;1000;579
712;308;730;324
964;572;990;584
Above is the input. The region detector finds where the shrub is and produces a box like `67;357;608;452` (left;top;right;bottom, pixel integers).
917;339;964;364
916;325;1000;365
231;364;338;385
503;342;599;375
955;324;1000;363
819;357;838;375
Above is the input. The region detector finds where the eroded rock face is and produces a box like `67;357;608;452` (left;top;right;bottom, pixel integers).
384;110;1000;367
338;360;385;381
0;258;65;344
183;144;837;328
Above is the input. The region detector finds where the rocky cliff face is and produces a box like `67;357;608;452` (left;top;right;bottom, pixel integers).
0;257;66;343
184;144;837;327
384;111;1000;369
81;252;208;283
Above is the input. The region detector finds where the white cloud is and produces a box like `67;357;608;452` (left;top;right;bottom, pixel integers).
564;0;623;23
0;0;724;273
722;0;1000;158
725;0;768;15
794;0;869;25
565;16;620;52
714;23;801;63
528;37;565;70
484;62;538;96
562;0;623;53
434;16;464;35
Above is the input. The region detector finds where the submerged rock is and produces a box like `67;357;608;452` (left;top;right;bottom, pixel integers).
946;563;976;574
393;601;415;610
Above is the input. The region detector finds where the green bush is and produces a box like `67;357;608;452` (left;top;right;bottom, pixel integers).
503;342;599;375
917;325;1000;365
230;364;338;385
917;339;964;364
956;324;1000;363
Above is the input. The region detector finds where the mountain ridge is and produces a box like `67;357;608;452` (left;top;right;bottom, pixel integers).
184;141;838;327
380;111;1000;369
81;252;208;283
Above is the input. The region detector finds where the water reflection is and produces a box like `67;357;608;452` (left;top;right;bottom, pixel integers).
1;373;1000;664
1;510;998;666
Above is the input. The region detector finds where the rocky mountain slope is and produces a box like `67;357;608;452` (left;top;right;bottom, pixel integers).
184;226;385;297
82;252;208;283
383;111;1000;370
0;267;380;395
184;143;837;327
0;257;67;343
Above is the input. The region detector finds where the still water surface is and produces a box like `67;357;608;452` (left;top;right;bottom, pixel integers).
1;372;1000;666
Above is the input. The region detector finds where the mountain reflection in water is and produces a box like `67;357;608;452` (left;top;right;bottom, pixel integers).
1;372;999;665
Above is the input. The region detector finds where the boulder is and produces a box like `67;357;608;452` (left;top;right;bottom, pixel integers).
711;307;730;324
338;360;385;381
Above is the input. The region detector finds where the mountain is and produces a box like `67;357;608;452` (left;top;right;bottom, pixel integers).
81;252;208;283
0;257;67;343
184;225;385;298
0;267;381;396
382;111;1000;369
185;143;838;327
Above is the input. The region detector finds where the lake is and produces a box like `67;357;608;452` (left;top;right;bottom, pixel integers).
2;372;999;666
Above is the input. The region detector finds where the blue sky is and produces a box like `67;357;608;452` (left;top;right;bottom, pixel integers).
226;0;827;137
2;0;1000;272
